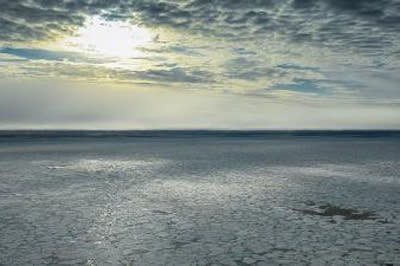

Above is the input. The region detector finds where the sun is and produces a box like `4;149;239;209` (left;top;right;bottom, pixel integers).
67;17;153;58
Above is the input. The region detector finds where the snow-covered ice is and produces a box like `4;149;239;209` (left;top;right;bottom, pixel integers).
0;132;399;265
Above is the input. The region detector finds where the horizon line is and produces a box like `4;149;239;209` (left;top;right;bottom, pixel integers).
1;128;400;132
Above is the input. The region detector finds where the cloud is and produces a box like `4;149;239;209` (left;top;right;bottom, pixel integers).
224;57;285;81
140;44;203;57
1;0;399;69
277;64;320;72
1;1;398;50
0;47;105;63
0;0;84;41
131;67;214;83
122;0;399;58
269;79;326;94
0;59;214;85
1;0;400;129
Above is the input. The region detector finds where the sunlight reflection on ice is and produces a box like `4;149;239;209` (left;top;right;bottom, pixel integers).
47;158;169;172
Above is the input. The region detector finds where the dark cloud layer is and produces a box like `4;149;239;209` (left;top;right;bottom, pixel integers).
224;57;285;81
131;67;214;83
0;47;104;63
1;0;399;58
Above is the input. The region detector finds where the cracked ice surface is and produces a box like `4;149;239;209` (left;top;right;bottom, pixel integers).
0;135;399;265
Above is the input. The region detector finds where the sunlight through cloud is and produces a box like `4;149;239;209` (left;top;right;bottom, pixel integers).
66;17;153;58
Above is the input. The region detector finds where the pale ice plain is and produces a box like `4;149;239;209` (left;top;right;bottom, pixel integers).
0;131;399;266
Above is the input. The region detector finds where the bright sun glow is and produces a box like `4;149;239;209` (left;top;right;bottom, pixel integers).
67;17;153;58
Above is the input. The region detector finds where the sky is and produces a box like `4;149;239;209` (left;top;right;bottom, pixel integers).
1;0;400;129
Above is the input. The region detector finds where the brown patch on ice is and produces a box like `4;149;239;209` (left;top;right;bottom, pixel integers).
296;203;377;220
